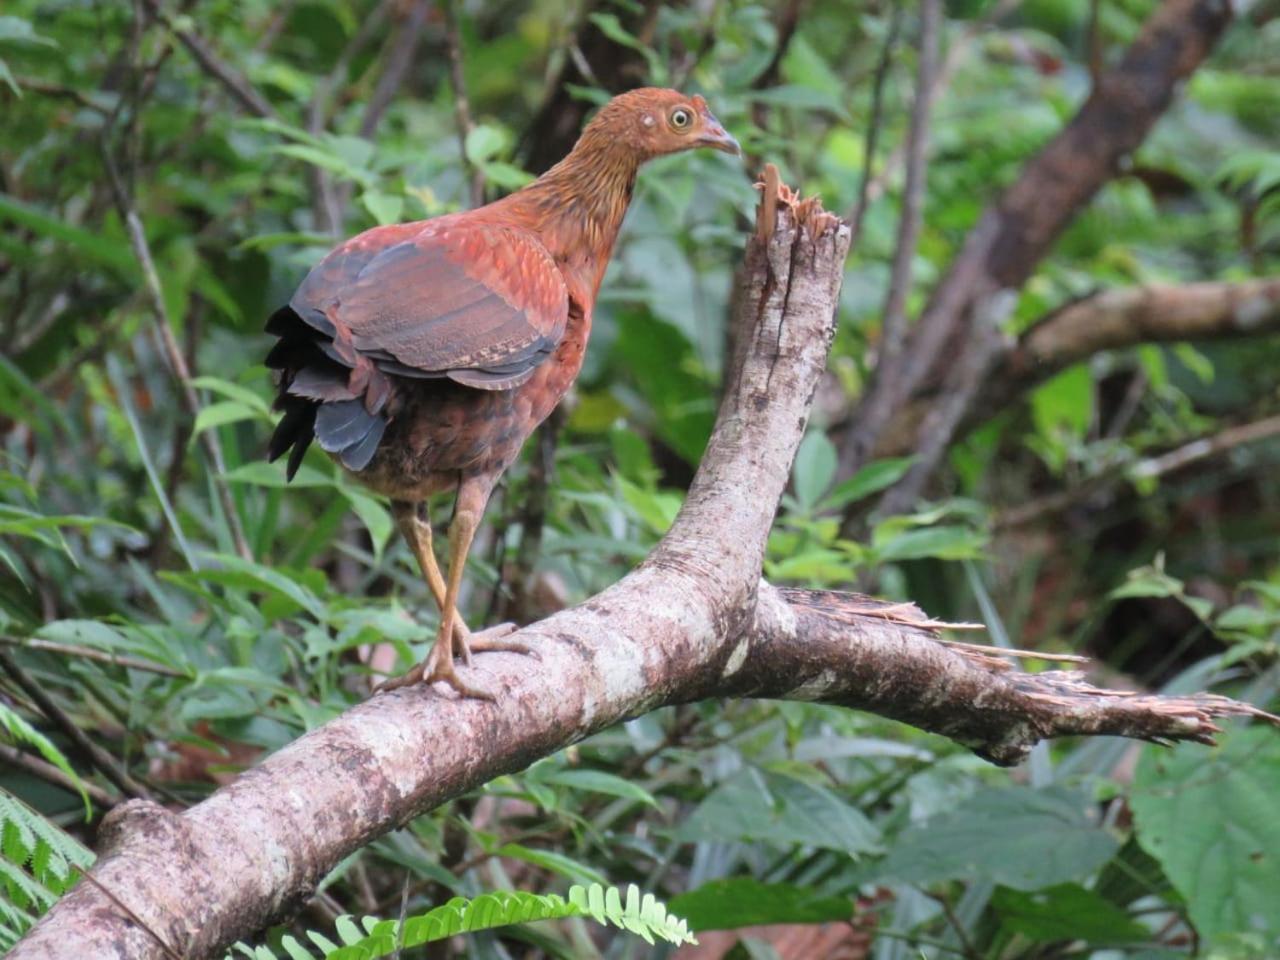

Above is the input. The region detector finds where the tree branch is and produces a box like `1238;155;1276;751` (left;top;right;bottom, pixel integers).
838;0;1234;483
873;278;1280;459
441;0;485;209
12;176;1272;960
877;0;940;371
99;138;254;561
139;0;277;120
517;0;662;175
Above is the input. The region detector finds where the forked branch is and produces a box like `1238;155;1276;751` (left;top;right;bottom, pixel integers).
11;172;1272;960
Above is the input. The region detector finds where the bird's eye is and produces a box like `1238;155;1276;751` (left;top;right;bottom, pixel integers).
670;108;693;130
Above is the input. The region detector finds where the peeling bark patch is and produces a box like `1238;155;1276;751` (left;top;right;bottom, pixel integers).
722;638;750;678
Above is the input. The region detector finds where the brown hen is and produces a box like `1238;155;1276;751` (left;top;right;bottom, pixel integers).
265;89;739;697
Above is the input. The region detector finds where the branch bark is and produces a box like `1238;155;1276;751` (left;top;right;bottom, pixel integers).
838;0;1234;485
873;278;1280;459
12;178;1272;960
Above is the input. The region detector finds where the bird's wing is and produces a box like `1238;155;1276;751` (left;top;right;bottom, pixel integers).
289;218;568;391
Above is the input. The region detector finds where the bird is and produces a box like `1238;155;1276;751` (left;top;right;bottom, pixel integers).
264;88;740;698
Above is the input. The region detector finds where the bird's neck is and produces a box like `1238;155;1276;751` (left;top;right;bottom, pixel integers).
507;136;641;290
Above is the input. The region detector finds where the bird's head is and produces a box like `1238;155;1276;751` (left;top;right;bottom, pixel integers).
586;88;740;161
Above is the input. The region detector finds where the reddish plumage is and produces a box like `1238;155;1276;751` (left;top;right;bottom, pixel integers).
266;88;738;696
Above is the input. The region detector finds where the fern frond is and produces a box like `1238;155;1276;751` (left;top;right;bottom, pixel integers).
0;788;96;944
231;882;696;959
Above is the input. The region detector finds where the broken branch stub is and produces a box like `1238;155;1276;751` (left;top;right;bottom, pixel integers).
10;178;851;960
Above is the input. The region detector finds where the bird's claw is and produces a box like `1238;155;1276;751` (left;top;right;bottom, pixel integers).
373;659;427;694
374;623;532;699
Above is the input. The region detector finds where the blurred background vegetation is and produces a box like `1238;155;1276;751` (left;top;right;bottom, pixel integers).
2;0;1279;957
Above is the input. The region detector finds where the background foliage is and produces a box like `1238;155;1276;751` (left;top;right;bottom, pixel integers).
2;0;1279;957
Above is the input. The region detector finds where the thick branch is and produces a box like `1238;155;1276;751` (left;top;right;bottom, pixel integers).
873;278;1280;459
730;586;1273;766
839;0;1233;481
13;181;1271;960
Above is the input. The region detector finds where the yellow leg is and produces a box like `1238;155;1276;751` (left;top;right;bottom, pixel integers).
377;488;530;698
390;500;466;641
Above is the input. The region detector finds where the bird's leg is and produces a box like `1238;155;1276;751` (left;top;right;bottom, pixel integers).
390;500;526;669
390;499;469;644
417;479;496;698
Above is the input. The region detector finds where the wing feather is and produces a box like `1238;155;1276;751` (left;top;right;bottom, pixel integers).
289;219;567;389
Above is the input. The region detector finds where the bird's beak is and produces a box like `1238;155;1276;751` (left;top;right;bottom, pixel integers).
698;112;741;155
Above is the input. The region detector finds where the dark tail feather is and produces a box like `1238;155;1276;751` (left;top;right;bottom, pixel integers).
314;399;387;472
267;400;317;481
340;414;387;472
266;303;388;479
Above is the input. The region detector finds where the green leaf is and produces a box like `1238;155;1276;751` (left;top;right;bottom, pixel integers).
792;431;836;511
236;884;695;957
871;523;987;563
668;878;852;932
0;58;17;96
271;144;373;187
1132;728;1280;947
225;462;333;488
190;377;271;415
873;786;1118;890
479;161;534;190
176;555;327;621
340;490;393;559
0;709;89;815
0;194;136;279
494;844;608;887
534;768;658;808
192;400;268;436
0;17;58;50
464;125;506;166
360;190;404;226
992;884;1148;943
677;769;881;856
822;457;915;510
1030;364;1093;456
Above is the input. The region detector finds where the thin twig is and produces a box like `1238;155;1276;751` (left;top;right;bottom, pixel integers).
1087;0;1104;86
848;0;1023;223
498;408;565;623
305;0;392;233
0;636;187;678
846;2;903;247
11;76;111;113
0;650;154;802
876;294;1012;515
878;0;941;370
139;0;277;119
441;0;485;208
358;0;431;139
99;138;253;560
923;889;981;960
0;744;118;809
999;412;1280;529
332;0;431;221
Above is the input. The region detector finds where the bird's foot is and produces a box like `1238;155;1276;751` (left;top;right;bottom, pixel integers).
374;623;531;700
